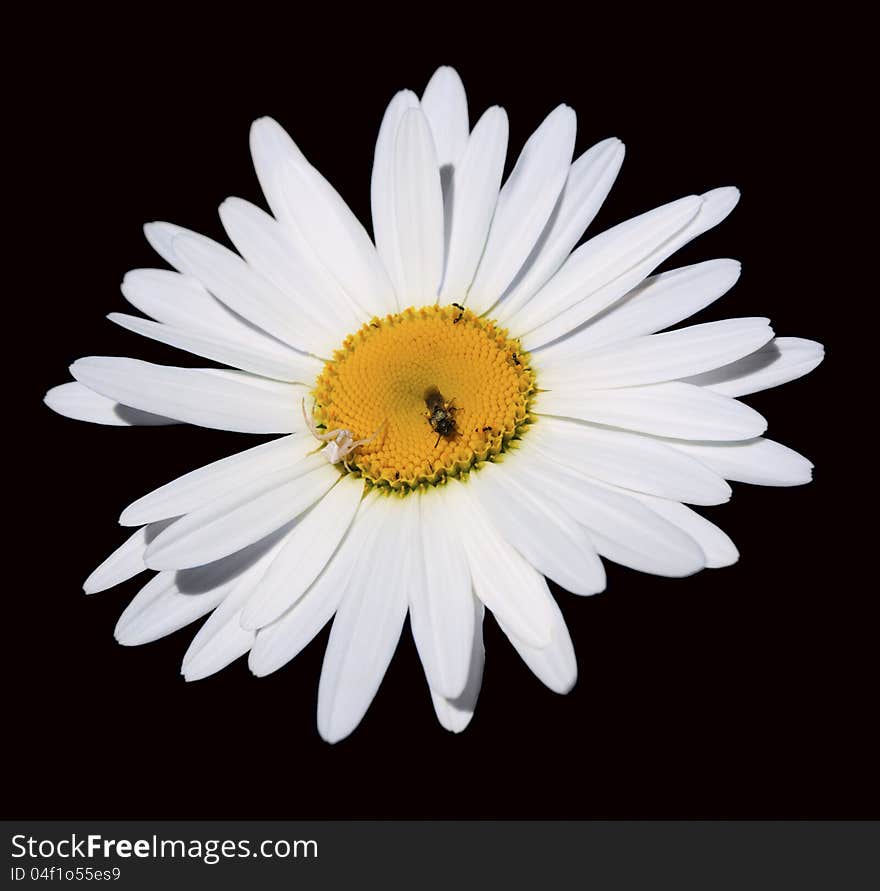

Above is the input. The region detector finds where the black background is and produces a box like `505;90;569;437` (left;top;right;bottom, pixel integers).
9;13;873;819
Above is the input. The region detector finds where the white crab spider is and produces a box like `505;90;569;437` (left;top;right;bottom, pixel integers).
301;399;383;470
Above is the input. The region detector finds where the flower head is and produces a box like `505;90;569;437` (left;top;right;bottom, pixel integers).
45;66;823;742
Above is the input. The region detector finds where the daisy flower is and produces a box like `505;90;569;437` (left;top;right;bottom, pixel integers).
45;66;823;743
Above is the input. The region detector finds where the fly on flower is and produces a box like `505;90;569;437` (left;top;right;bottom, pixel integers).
424;386;459;447
44;66;823;743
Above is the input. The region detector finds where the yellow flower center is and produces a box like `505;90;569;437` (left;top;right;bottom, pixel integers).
313;304;536;490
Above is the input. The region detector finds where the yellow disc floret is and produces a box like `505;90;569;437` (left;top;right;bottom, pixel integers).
312;304;536;490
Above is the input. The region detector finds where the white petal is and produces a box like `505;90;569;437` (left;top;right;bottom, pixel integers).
622;491;738;569
182;530;292;681
498;590;576;694
516;456;705;577
429;599;485;733
672;438;814;487
121;434;317;526
83;519;175;594
249;492;381;677
70;357;302;434
317;496;410;743
44;382;176;427
115;532;283;646
683;337;824;397
371;89;420;294
535;381;767;441
250;119;372;330
438;107;509;301
496;137;625;319
181;589;256;680
466;457;606;595
219;197;363;339
510;195;702;336
122;264;293;357
444;479;555;647
525;419;731;505
538;259;741;357
201;368;308;398
421;66;469;168
115;573;226;646
467;105;577;313
144;461;338;570
170;232;320;355
410;490;475;699
387;108;444;302
540;318;774;390
521;187;741;350
143;219;185;268
108;312;321;384
249;116;308;221
116;537;274;646
271;156;397;318
240;474;364;630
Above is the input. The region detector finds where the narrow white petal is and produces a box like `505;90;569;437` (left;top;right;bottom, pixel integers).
44;382;176;427
219;197;363;339
421;66;469;168
83;519;175;594
496;137;625;319
240;474;364;630
539;318;774;390
272;157;397;318
683;337;825;397
444;479;555;647
85;528;149;595
116;531;284;646
672;438;814;487
522;187;741;350
249;492;381;677
249;116;308;221
121;434;317;526
144;461;338;570
467;105;577;313
371;89;420;294
70;357;302;434
525;419;731;505
429;599;485;733
317;496;410;743
115;573;227;646
410;490;475;699
143;220;186;268
516;456;705;577
538;259;742;357
201;368;308;398
122;264;294;357
182;529;292;681
108;313;321;384
623;491;739;569
181;591;256;680
250;118;373;329
535;381;767;441
466;457;606;595
498;591;576;694
388;108;445;302
510;195;702;336
171;232;320;355
438;107;509;300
